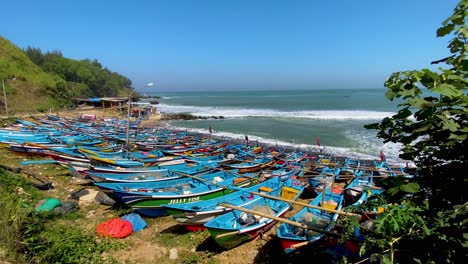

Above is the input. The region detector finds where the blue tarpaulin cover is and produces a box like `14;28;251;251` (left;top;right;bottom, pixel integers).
121;213;147;232
89;98;101;102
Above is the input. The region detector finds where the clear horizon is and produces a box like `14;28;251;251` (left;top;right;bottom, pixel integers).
0;0;459;92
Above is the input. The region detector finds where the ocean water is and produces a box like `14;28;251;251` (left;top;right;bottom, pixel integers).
145;89;407;163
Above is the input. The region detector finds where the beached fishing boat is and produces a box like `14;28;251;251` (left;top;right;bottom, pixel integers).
273;151;309;167
335;158;362;181
343;172;383;207
301;166;340;195
87;155;146;167
260;165;301;181
85;162;214;183
84;169;180;183
88;158;186;173
373;160;413;178
276;188;344;254
7;143;65;155
203;183;303;249
223;157;275;173
56;160;91;173
163;177;304;231
93;171;252;217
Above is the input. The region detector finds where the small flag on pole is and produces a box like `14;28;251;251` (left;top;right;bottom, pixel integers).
316;136;321;147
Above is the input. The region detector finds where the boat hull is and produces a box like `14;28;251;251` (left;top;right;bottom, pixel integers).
117;188;235;217
205;203;290;249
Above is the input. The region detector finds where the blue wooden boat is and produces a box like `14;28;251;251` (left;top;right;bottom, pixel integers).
163;177;304;231
335;158;362;181
93;171;252;217
85;162;214;183
84;169;179;183
203;189;302;249
56;160;91;173
373;160;413;178
260;165;301;181
273;151;309;167
222;157;275;173
88;158;186;173
303;166;340;194
7;143;65;155
276;189;344;254
343;172;383;207
87;155;145;167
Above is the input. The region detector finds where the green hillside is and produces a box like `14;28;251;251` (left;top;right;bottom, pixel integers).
0;36;67;114
0;36;134;115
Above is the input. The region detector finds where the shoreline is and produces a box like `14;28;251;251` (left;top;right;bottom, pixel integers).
5;108;413;166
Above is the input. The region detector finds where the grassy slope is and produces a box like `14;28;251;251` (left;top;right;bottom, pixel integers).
0;36;59;114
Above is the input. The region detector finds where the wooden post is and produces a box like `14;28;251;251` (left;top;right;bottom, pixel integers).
2;79;7;115
321;179;326;208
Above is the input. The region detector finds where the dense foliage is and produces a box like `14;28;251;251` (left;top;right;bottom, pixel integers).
356;1;468;263
24;47;133;97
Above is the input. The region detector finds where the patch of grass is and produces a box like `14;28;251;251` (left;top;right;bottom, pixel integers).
155;227;219;263
0;169;42;262
156;223;210;247
0;169;125;263
22;218;125;264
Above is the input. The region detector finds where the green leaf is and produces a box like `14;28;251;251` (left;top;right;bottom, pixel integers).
450;14;464;25
447;74;468;82
398;88;417;98
441;118;460;132
414;125;432;133
385;90;396;100
432;83;462;98
400;183;420;193
448;133;467;141
436;23;454;37
422;69;440;81
394;108;412;119
409;98;435;110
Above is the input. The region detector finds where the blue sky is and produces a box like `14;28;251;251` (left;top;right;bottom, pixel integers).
0;0;459;92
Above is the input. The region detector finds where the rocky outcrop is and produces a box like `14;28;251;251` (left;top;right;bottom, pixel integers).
160;113;224;120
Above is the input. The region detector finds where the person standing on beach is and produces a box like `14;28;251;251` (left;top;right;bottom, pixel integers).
380;151;386;162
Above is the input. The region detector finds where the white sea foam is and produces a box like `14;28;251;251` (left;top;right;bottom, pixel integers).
157;104;394;120
166;124;410;163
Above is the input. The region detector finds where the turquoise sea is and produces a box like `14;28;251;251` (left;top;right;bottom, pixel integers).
145;89;407;163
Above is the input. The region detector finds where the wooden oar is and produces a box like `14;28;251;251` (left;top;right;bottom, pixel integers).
338;175;393;180
215;230;244;239
301;168;335;176
299;173;335;178
231;190;361;217
216;203;341;239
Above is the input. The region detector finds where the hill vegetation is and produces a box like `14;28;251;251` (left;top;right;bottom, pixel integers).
0;36;135;115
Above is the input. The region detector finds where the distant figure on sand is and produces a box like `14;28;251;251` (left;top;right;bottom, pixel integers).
380;151;386;162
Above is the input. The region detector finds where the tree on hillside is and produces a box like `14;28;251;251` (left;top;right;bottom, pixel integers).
25;48;133;97
353;0;467;263
24;46;44;66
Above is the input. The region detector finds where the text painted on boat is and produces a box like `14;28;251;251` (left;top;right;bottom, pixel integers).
168;197;200;204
